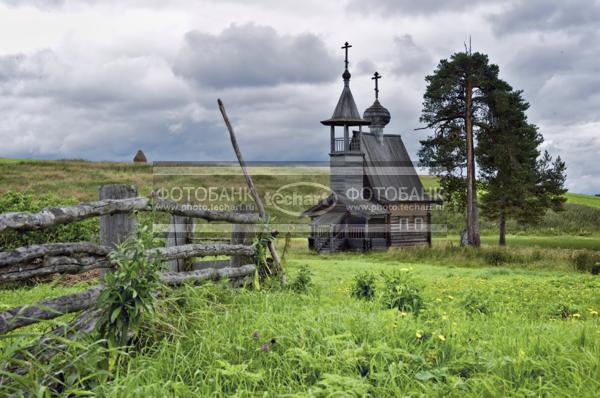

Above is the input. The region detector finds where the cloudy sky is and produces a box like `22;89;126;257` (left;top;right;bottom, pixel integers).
1;0;599;194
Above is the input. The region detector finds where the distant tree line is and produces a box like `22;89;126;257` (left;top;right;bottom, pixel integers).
418;49;567;246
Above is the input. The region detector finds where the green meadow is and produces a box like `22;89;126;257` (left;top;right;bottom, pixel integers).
3;244;599;397
565;192;600;209
97;251;600;397
1;159;599;396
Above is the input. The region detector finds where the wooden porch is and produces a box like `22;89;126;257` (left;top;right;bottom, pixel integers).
308;222;387;253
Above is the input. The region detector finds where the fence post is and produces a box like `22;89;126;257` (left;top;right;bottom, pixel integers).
230;210;256;268
166;216;194;272
99;184;138;252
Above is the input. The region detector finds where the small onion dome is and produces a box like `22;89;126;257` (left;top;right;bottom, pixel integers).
363;99;391;127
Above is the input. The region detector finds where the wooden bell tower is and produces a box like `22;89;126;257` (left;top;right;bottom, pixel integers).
320;42;370;197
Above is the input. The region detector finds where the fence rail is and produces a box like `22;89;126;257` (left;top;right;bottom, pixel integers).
0;184;262;337
0;242;255;283
0;197;260;233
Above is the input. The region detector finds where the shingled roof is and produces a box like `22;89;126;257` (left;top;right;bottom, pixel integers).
321;69;370;127
360;133;431;203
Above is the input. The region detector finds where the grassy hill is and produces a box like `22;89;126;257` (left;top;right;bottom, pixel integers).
1;158;599;241
2;158;598;202
565;192;600;208
420;173;600;208
2;158;598;207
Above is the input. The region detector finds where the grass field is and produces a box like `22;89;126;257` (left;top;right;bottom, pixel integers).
100;254;600;397
478;234;600;251
565;192;600;208
1;159;600;396
3;246;598;397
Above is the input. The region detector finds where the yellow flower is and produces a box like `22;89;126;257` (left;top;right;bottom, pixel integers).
435;298;442;303
590;310;598;317
415;330;423;339
437;334;446;341
573;313;581;319
399;311;408;318
392;321;398;328
447;295;455;300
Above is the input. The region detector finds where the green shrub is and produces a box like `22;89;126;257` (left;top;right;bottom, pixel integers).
436;202;600;236
350;271;376;300
0;191;99;250
96;227;163;349
549;303;580;319
288;265;313;293
572;251;598;273
461;290;491;315
380;271;424;315
482;248;513;266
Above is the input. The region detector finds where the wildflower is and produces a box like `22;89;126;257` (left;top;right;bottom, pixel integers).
415;330;423;339
435;298;442;303
399;311;408;318
261;343;269;352
392;321;398;328
447;295;455;300
590;310;598;317
252;330;260;339
437;334;445;341
572;313;581;319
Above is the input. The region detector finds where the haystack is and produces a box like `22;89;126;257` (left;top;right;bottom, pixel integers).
133;149;147;163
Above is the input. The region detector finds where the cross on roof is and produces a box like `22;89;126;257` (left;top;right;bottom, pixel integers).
372;71;381;100
341;42;352;70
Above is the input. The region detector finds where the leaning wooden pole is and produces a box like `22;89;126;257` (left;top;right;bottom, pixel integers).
217;99;282;274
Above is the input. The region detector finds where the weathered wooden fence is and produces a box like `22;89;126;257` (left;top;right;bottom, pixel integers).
0;184;262;335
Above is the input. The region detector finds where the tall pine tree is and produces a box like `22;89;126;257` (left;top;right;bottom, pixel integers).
478;89;567;245
418;51;509;246
478;90;541;245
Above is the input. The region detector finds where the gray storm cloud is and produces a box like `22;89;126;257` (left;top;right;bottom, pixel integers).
490;0;600;35
346;0;502;15
173;24;338;89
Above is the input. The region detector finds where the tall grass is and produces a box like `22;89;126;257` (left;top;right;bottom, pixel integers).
433;203;600;236
2;248;599;396
90;256;600;397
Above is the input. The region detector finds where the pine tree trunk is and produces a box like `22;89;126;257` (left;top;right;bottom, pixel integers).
499;212;506;246
465;79;481;247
